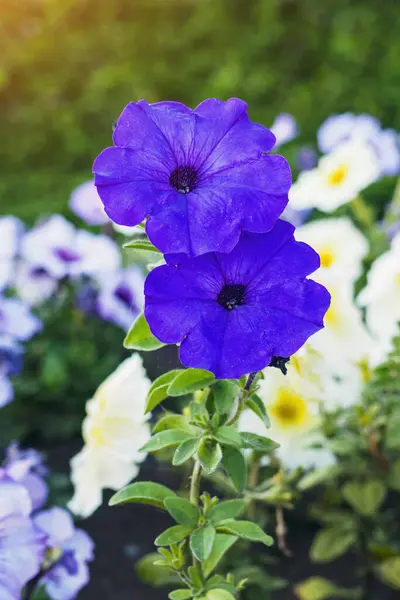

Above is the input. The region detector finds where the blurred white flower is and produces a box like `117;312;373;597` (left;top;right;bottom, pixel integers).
309;278;373;372
69;180;109;226
296;217;368;284
318;113;400;176
239;365;334;470
21;215;121;280
289;138;380;212
14;263;57;306
0;216;24;290
270;113;298;148
96;267;145;330
358;232;400;357
68;354;151;518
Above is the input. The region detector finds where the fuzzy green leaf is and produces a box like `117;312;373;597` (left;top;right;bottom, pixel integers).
169;591;193;600
198;440;223;474
246;393;270;428
310;528;356;562
240;432;279;453
214;426;242;448
342;480;386;516
124;313;165;351
190;524;216;561
109;481;176;509
206;590;236;600
173;438;201;466
208;500;246;525
378;557;400;590
167;368;215;397
164;497;200;527
295;577;339;600
123;238;161;253
216;520;273;546
203;534;238;577
297;465;339;491
145;370;183;412
141;429;193;453
155;525;193;546
222;446;247;492
212;381;239;417
153;414;195;434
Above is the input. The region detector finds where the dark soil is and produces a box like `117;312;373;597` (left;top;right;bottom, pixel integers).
47;443;398;600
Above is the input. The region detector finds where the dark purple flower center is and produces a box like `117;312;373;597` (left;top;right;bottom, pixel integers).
217;284;246;311
115;284;133;308
31;267;49;278
54;247;81;263
269;356;290;375
59;549;79;576
169;166;198;194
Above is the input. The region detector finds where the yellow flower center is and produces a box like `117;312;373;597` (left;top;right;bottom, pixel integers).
326;163;348;187
270;388;309;428
319;248;335;268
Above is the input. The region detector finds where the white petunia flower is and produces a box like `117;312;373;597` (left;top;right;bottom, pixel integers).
358;232;400;357
289;137;380;212
68;354;151;518
309;277;373;373
296;217;368;284
239;364;335;471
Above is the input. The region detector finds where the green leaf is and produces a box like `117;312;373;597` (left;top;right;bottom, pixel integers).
109;481;176;509
206;591;236;600
141;429;193;453
378;557;400;590
216;520;273;546
203;534;238;578
246;393;270;428
124;313;165;351
342;480;386;516
214;426;242;448
30;584;50;600
169;591;193;600
295;577;339;600
386;410;400;450
208;500;246;525
173;438;201;466
222;446;247;492
167;368;215;397
123;238;161;253
136;553;177;587
145;370;183;412
198;440;223;474
188;565;203;589
212;381;239;417
190;524;216;561
153;414;195;434
240;432;279;453
164;497;200;527
297;466;339;491
388;458;400;491
155;525;193;546
310;528;356;562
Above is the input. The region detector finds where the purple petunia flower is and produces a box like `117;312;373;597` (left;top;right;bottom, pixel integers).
0;337;23;408
34;507;94;600
144;220;330;379
93;98;292;257
96;267;144;330
0;477;47;600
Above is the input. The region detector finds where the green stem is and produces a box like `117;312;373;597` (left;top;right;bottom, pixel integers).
350;195;375;231
189;460;204;583
228;371;258;426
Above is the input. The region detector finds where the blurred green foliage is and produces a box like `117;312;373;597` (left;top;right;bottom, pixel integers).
1;0;400;219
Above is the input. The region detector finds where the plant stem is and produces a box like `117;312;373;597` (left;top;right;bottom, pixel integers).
228;371;258;427
276;505;291;557
189;460;204;583
350;195;375;231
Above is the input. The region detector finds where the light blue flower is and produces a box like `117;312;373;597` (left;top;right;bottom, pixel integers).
0;296;42;342
270;113;298;148
96;267;144;330
0;216;24;291
34;507;94;600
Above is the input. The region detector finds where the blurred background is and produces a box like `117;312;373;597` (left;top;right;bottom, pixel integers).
2;2;400;599
2;0;400;220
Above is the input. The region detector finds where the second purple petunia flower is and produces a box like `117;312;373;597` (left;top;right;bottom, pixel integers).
93;98;291;257
144;220;330;379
